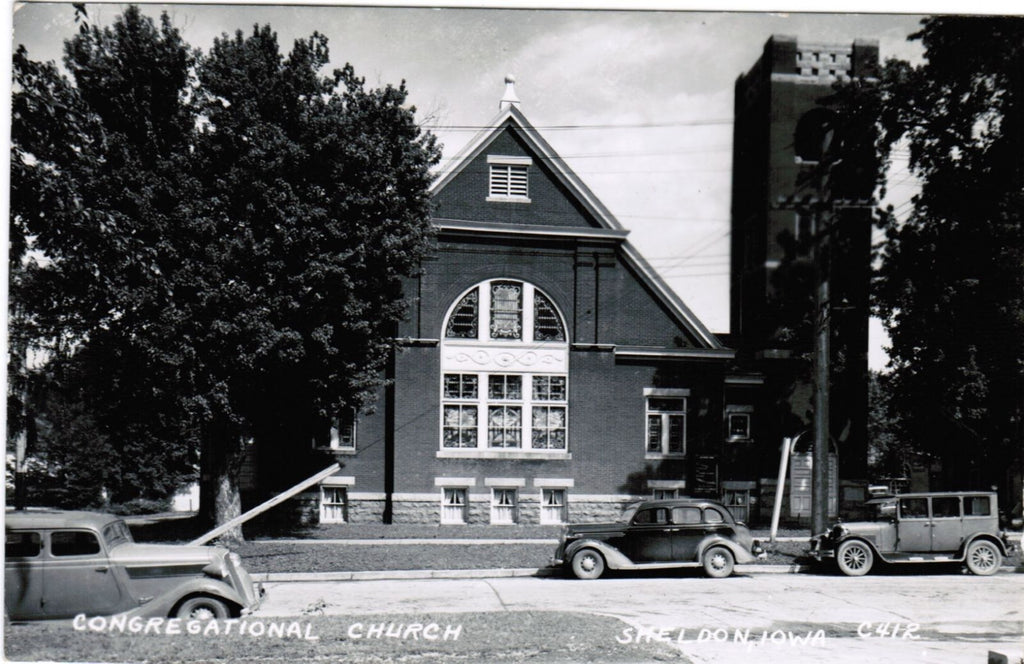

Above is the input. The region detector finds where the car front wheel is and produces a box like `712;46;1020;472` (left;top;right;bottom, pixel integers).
836;540;873;576
176;595;231;620
702;546;735;578
570;548;606;580
965;540;1001;576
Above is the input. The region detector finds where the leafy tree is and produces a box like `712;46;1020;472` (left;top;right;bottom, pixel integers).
11;7;440;538
873;17;1024;490
189;26;440;535
866;371;910;479
11;6;200;508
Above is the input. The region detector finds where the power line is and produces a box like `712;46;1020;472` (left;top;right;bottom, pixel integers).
655;229;733;273
647;253;730;263
424;119;734;131
436;145;734;162
617;214;730;222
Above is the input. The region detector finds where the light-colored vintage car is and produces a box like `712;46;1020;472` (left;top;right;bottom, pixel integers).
5;509;263;621
552;498;764;579
807;491;1016;576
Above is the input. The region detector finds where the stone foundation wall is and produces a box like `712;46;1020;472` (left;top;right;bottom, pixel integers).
348;499;387;524
566;499;636;524
391;500;443;524
345;494;637;525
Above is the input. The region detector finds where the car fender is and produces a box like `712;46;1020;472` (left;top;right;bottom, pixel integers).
698;536;756;564
118;577;250;619
563;539;634;570
836;536;889;562
959;532;1010;558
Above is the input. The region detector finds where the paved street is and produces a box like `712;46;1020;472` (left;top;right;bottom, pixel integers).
259;571;1024;663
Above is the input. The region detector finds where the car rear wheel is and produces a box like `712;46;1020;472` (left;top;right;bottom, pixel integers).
176;595;231;620
965;540;1001;576
836;540;873;576
570;548;605;580
702;546;735;578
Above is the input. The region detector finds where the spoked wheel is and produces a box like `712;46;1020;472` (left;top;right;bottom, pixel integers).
836;540;874;576
965;540;1001;576
570;548;606;580
702;546;735;578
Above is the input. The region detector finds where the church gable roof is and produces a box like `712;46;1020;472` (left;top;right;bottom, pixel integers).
429;81;726;352
431;104;620;231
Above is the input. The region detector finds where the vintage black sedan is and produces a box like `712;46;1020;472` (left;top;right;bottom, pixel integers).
5;509;263;621
552;498;763;579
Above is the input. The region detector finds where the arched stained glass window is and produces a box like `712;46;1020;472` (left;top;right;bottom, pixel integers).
440;280;568;455
489;282;523;340
533;290;565;341
445;288;479;338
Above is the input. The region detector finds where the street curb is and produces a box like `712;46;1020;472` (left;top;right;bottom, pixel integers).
249;536;812;545
257;568;555;582
257;564;807;582
256;562;1020;583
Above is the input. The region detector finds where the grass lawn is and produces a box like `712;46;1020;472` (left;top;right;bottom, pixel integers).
5;611;687;663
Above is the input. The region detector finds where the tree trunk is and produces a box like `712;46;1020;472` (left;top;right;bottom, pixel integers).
199;421;246;546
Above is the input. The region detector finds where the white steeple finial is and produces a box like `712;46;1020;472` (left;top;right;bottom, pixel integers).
499;74;520;110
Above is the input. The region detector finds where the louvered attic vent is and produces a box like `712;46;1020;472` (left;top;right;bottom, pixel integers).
487;155;531;202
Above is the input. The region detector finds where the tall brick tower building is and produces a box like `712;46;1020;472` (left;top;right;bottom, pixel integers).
730;35;879;486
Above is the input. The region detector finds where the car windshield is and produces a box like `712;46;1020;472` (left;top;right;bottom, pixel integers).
866;499;897;521
618;503;641;523
102;520;134;548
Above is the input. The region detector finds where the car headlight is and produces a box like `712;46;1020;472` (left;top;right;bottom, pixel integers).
203;558;230;579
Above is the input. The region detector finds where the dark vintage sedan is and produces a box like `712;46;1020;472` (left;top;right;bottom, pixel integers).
5;509;263;621
552;498;764;579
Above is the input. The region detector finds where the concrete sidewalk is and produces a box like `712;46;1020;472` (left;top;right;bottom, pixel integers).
249;533;1021;582
249;535;811;545
255;562;811;583
255;561;1024;583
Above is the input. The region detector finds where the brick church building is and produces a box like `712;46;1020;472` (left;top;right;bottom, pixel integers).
245;77;766;526
246;35;883;527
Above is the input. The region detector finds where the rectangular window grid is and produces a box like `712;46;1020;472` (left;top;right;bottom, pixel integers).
488;374;522;400
445;374;479;400
488;406;522;448
532;375;566;401
532;406;566;449
443;404;478;448
646;397;686;456
334;409;357;449
441;372;567;453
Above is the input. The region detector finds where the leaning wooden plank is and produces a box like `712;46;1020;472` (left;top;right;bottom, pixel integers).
189;463;341;546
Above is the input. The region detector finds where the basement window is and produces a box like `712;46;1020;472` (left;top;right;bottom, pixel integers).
487;155;531;202
442;488;468;524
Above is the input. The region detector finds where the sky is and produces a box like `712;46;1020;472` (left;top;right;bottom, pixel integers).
9;2;939;367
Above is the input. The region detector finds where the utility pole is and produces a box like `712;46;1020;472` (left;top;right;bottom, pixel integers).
812;199;831;535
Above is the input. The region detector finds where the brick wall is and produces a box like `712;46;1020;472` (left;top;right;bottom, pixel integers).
432;129;599;228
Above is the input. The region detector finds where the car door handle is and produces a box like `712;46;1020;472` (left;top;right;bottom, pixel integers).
666;528;681;533
95;566;109;573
